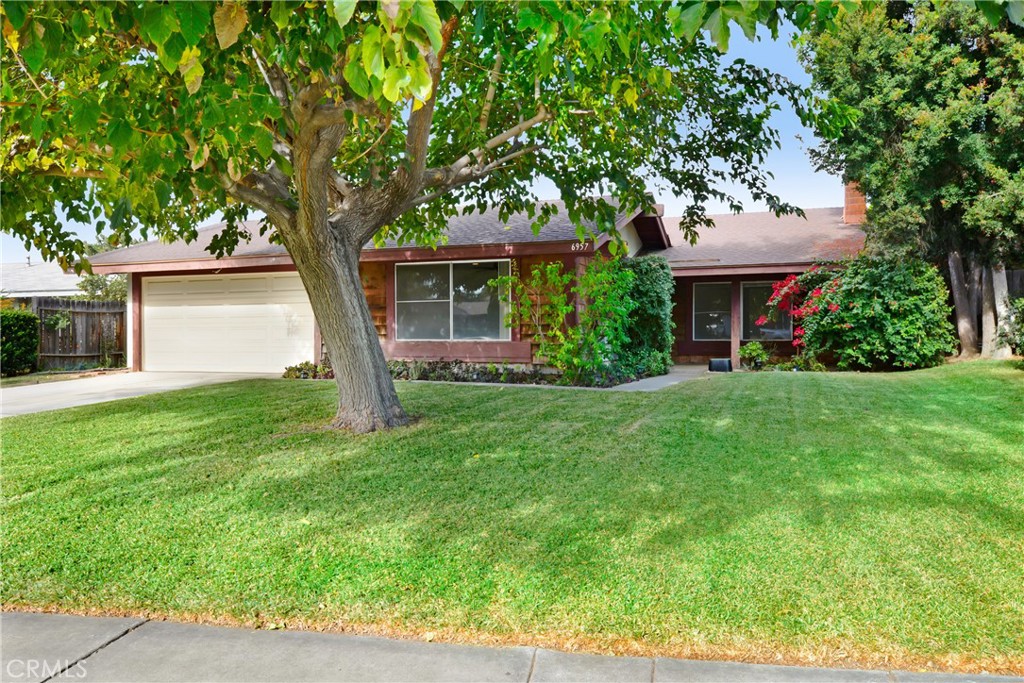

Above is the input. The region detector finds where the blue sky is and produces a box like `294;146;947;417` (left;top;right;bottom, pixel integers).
1;28;841;263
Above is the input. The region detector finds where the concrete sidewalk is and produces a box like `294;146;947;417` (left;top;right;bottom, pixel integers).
0;372;276;417
2;613;1020;683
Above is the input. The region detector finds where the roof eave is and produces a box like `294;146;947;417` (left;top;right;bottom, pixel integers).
669;262;819;277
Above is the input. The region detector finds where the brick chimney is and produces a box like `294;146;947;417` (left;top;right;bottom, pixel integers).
843;182;867;225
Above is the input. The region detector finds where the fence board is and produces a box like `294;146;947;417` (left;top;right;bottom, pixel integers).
30;297;126;371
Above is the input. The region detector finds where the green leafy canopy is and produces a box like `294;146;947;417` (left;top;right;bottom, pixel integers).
800;1;1024;265
2;1;1020;272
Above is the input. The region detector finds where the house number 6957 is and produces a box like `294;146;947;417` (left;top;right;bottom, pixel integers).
571;241;590;252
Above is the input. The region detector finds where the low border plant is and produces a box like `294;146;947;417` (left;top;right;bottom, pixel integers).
738;341;771;370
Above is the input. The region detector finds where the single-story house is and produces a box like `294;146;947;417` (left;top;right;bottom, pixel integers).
89;187;865;373
88;202;671;373
1;259;84;302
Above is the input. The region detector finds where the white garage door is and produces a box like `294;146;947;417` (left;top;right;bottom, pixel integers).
143;273;315;373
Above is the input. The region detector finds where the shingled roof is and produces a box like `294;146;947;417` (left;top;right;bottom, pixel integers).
0;261;83;297
651;207;865;272
89;200;645;267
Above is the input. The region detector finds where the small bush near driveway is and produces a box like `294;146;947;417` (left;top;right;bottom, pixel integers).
1;308;40;375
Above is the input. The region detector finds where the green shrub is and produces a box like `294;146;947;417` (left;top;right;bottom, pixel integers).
738;341;770;369
567;254;637;385
621;255;675;376
1;309;40;376
764;258;956;370
491;256;638;386
1000;297;1024;355
387;359;551;385
492;254;676;386
282;360;334;379
767;352;826;372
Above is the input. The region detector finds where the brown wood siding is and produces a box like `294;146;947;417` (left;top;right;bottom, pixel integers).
360;262;387;340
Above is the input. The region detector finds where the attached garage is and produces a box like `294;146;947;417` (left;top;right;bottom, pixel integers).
141;272;314;373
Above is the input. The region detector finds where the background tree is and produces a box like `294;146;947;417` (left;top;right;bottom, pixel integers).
800;2;1024;358
3;1;1020;429
76;244;128;301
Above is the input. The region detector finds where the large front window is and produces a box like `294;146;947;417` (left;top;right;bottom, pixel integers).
742;282;792;341
692;282;731;341
395;261;511;341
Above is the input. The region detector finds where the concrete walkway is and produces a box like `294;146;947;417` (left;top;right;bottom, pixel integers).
609;364;709;392
0;372;275;418
2;613;1019;683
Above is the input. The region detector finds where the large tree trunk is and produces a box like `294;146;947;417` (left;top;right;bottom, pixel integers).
947;250;979;357
273;118;410;433
287;227;409;432
983;262;1015;360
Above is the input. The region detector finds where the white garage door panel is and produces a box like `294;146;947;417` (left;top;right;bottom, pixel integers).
143;273;315;373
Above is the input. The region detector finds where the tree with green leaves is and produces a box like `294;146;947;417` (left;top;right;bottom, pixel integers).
2;1;1019;429
75;243;128;301
800;1;1024;359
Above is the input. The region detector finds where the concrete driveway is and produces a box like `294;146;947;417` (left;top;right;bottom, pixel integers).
1;372;276;418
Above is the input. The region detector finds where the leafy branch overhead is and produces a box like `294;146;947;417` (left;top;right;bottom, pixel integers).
3;1;1022;272
0;0;941;270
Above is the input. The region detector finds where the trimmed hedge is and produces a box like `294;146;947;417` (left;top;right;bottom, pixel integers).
1;309;40;375
621;255;675;376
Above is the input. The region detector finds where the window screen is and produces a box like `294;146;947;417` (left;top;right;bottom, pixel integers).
396;264;451;340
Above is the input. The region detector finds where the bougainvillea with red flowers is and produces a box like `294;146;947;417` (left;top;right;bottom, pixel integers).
758;258;956;370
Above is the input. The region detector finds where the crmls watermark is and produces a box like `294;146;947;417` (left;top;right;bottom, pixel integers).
4;659;87;680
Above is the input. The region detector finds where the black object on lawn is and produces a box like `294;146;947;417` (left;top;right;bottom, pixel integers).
708;358;733;372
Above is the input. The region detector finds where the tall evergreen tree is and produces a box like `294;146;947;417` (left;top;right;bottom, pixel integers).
800;2;1024;358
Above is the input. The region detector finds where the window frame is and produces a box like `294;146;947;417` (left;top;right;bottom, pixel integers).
691;281;733;342
394;259;512;342
740;280;793;341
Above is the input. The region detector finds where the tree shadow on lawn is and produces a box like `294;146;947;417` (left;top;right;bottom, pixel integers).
6;371;1023;655
219;376;1023;649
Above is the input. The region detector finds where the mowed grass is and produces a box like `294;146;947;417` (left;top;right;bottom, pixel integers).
3;362;1023;672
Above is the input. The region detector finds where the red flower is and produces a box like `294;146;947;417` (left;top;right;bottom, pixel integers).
792;338;804;347
794;327;805;336
755;315;768;326
828;303;840;312
811;288;823;298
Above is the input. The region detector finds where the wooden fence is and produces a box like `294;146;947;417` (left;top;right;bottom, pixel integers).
30;297;126;371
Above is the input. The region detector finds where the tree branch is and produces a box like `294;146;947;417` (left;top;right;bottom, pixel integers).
403;143;541;211
479;51;503;132
307;99;378;130
36;167;106;179
220;171;294;228
445;106;551;179
402;15;460;189
251;47;292;111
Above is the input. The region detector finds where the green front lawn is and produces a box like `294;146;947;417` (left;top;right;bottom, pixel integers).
3;362;1023;672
